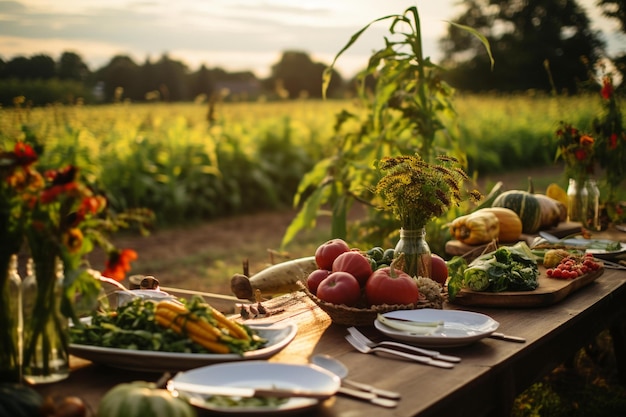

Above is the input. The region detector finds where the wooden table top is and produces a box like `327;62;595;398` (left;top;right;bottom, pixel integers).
35;226;626;417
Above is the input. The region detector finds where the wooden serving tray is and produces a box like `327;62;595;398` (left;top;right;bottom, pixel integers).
449;267;604;308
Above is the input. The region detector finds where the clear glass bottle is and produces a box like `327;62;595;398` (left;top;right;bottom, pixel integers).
566;178;588;224
0;254;23;382
22;258;69;384
394;227;432;278
585;179;601;231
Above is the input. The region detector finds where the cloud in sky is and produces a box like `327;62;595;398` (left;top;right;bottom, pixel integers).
0;0;623;79
0;0;466;77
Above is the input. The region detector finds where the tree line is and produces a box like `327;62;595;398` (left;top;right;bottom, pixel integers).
0;0;624;106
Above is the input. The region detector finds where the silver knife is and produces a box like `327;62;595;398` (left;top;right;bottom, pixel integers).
489;332;526;343
337;386;398;408
167;380;334;399
341;379;401;399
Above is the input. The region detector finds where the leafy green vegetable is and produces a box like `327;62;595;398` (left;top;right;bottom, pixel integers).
70;297;266;354
447;242;539;299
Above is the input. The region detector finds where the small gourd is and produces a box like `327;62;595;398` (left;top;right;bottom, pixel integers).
450;210;500;245
98;381;196;417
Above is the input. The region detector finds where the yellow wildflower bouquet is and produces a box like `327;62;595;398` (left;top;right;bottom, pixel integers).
375;154;481;230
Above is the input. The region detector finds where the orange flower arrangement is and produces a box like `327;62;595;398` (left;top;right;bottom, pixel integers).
554;122;596;185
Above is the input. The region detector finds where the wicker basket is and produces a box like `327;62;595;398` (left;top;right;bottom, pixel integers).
299;282;441;326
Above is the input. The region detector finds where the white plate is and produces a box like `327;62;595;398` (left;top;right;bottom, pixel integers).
535;234;626;260
69;323;297;372
169;361;341;414
584;241;626;260
375;309;499;348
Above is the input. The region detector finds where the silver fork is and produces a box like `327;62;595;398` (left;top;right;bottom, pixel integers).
344;335;455;369
347;327;461;363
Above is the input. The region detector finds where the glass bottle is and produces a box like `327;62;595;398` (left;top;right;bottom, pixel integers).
585;179;601;231
566;178;588;224
22;258;69;384
394;227;432;278
0;254;23;382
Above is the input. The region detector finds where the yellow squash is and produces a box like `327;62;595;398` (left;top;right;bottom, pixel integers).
450;210;500;245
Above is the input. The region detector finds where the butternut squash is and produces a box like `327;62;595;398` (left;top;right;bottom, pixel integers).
476;207;523;242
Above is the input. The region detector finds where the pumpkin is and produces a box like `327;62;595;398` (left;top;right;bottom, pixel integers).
0;383;44;417
98;381;196;417
491;190;542;234
449;211;500;245
533;193;567;228
474;207;523;242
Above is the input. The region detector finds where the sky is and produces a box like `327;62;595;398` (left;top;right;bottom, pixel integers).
0;0;623;79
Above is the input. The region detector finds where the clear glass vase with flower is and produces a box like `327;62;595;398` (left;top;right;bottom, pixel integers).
21;161;154;383
1;137;154;383
554;122;596;223
0;142;39;382
374;154;481;279
592;75;625;225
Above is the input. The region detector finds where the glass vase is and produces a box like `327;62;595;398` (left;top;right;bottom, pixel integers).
394;228;432;278
0;254;22;383
22;257;69;384
566;178;588;224
585;179;601;231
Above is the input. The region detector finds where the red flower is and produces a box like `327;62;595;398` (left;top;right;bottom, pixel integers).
40;182;79;204
13;142;38;166
574;149;587;161
601;77;613;100
102;248;138;282
609;133;618;150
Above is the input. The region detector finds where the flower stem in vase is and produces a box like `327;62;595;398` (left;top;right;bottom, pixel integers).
22;256;69;384
0;254;23;383
394;228;432;278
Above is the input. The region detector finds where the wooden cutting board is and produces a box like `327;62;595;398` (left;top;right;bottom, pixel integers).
449;267;604;308
444;222;583;258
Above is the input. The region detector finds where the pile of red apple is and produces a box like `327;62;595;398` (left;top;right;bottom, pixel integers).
306;238;448;307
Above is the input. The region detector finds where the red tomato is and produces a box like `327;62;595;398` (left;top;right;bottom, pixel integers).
306;269;331;295
315;239;351;270
430;254;448;285
331;251;373;286
316;271;361;307
365;267;419;306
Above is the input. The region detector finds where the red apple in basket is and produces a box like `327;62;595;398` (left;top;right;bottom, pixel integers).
306;269;331;295
316;271;361;307
315;239;350;270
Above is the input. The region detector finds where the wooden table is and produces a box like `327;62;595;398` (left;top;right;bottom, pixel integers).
35;230;626;417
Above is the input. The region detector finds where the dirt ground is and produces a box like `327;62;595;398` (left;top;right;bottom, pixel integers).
102;208;330;296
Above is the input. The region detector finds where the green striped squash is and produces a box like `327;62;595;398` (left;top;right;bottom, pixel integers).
491;190;542;234
0;383;44;417
98;382;196;417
